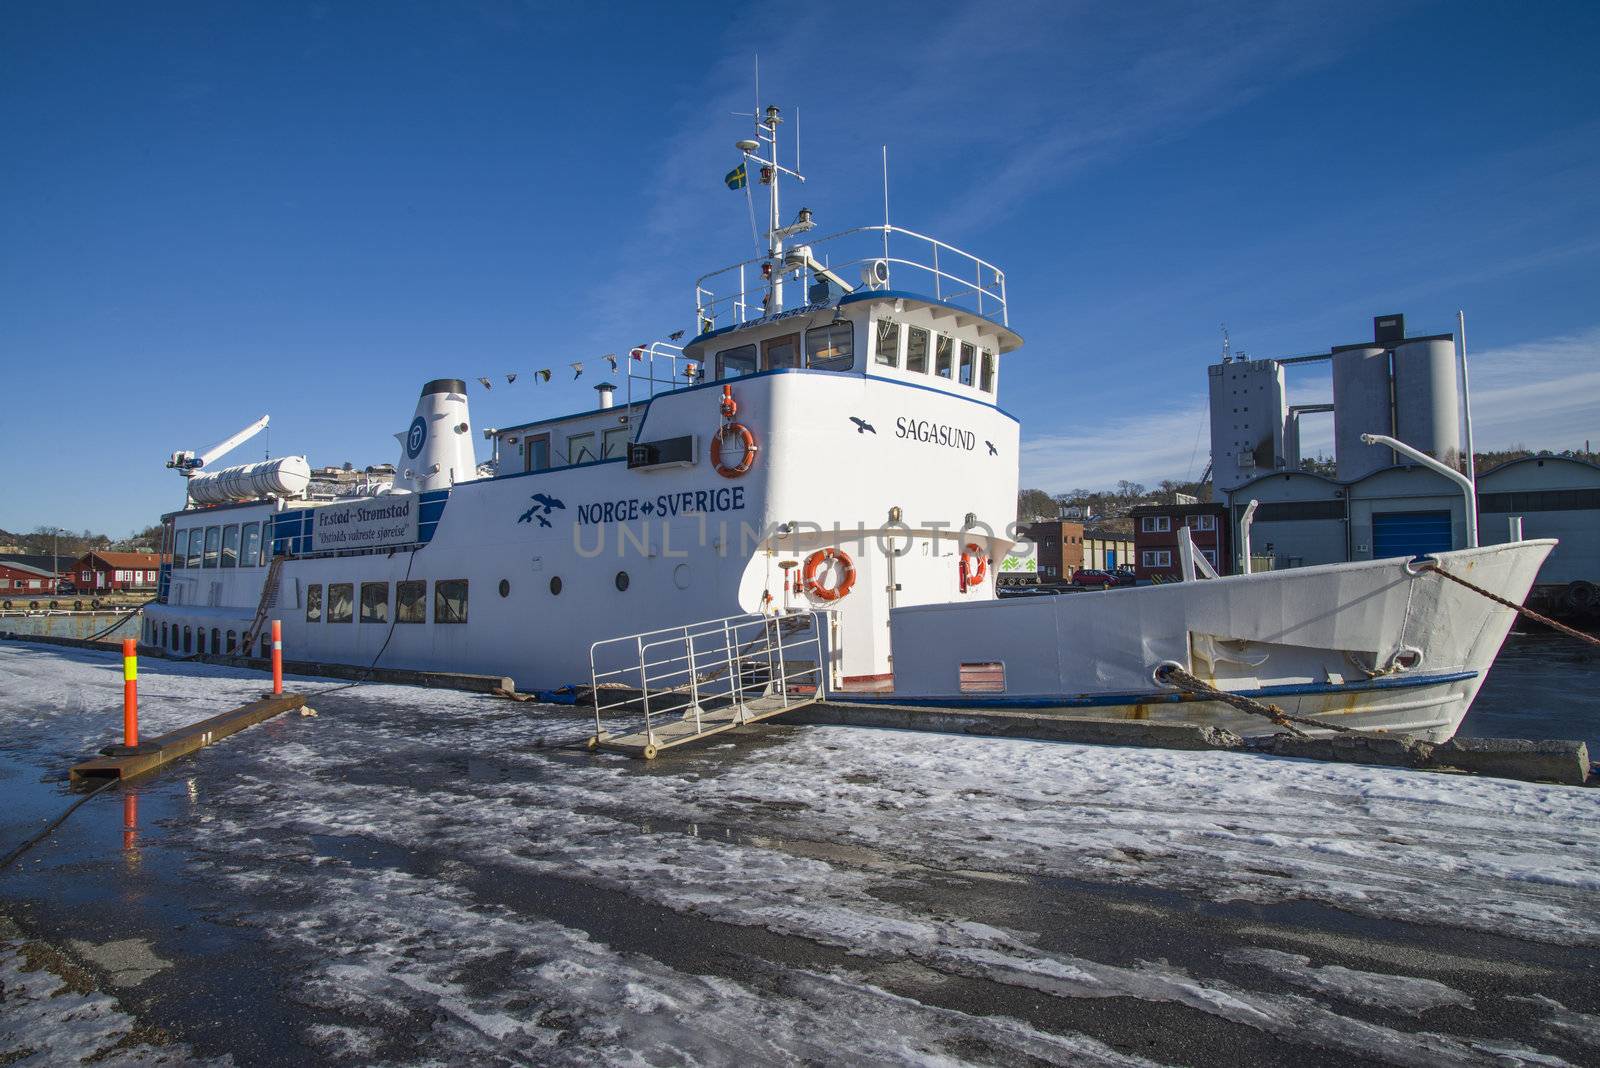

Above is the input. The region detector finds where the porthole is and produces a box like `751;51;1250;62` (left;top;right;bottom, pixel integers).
549;576;562;595
672;563;691;590
498;579;511;598
615;571;630;592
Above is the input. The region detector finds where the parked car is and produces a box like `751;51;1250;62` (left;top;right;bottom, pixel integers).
1070;569;1116;589
1111;567;1138;587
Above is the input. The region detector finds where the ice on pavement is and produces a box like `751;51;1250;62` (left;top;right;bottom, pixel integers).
3;642;1599;1066
0;939;215;1066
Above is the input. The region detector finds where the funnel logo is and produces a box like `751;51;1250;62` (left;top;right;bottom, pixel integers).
405;417;427;460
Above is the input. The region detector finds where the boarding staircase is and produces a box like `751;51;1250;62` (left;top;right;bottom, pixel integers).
588;611;826;758
240;555;285;657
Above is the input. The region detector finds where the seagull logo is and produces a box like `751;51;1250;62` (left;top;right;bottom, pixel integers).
849;416;876;434
518;492;566;528
985;440;998;456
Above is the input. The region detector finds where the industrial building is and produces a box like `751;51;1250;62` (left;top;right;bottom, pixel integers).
1207;313;1600;617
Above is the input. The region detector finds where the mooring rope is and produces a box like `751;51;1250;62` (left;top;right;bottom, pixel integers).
1419;563;1600;649
0;778;119;873
1153;663;1378;739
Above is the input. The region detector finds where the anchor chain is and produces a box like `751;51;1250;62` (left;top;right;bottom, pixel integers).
1418;563;1600;649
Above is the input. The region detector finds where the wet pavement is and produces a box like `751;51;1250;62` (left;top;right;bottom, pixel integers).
0;639;1597;1066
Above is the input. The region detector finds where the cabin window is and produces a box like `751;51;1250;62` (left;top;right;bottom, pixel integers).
327;583;353;623
203;526;221;568
566;433;597;465
959;342;975;386
525;433;551;472
959;662;1006;693
805;322;854;370
906;327;930;374
397;580;426;622
221;525;239;568
241;523;260;567
874;319;901;367
226;631;236;654
602;426;631;460
360;582;389;623
762;332;801;369
173;530;189;570
978;349;995;393
435;579;469;624
306;584;323;623
716;344;757;379
935;335;954;378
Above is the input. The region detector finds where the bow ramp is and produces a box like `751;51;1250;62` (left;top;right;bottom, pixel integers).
588;613;825;758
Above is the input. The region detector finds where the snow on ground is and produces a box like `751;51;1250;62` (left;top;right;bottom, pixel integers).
0;939;216;1066
3;641;1599;1066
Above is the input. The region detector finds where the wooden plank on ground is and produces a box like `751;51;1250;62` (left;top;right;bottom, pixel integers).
69;693;305;785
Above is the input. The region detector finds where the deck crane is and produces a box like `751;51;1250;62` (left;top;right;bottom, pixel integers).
166;415;270;476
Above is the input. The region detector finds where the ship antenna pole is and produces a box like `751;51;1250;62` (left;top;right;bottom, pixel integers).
882;145;890;262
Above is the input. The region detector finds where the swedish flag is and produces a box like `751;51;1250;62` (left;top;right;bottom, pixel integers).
724;162;747;190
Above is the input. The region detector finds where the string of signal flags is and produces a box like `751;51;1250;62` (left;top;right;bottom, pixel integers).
472;331;693;392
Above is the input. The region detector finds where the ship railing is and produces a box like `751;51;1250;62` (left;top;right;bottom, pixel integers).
588;611;825;756
694;224;1008;332
623;339;697;405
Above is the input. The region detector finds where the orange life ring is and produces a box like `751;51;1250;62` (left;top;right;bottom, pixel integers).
802;548;856;601
962;543;988;585
711;422;759;478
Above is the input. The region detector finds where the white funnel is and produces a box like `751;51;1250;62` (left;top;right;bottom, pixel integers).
394;379;478;493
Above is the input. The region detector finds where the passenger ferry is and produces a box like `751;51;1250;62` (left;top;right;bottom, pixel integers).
142;105;1552;744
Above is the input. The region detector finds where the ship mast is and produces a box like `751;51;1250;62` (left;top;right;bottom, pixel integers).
737;99;810;316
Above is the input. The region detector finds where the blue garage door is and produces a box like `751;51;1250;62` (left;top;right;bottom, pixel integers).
1372;511;1452;560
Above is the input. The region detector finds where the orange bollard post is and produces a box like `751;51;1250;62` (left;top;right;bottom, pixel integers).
271;619;283;695
122;637;139;747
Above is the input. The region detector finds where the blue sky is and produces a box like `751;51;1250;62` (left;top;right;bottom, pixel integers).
4;1;1598;534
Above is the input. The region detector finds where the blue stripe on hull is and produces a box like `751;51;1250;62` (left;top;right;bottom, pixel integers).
837;670;1479;710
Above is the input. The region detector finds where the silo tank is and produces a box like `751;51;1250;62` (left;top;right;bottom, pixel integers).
1331;345;1392;481
187;456;312;504
1392;337;1461;469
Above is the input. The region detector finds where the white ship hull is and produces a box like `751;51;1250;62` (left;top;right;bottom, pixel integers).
873;539;1554;742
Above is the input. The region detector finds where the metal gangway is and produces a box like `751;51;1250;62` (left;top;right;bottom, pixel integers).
587;612;826;758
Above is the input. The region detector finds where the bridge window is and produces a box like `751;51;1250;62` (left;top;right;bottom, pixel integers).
327;583;353;623
906;327;930;374
762;332;801;369
241;523;260;567
221;525;239;568
524;433;551;472
203;526;221;568
602;426;631;459
805;322;854;370
959;342;975;386
716;344;756;379
435;579;469;624
935;335;954;378
188;533;203;569
306;584;323;623
360;582;389;623
397;580;426;622
979;349;994;393
173;530;189;570
566;433;597;465
874;319;901;367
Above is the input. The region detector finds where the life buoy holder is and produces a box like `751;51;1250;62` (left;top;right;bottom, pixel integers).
802;548;856;601
720;384;738;419
711;422;759;478
962;543;988;587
